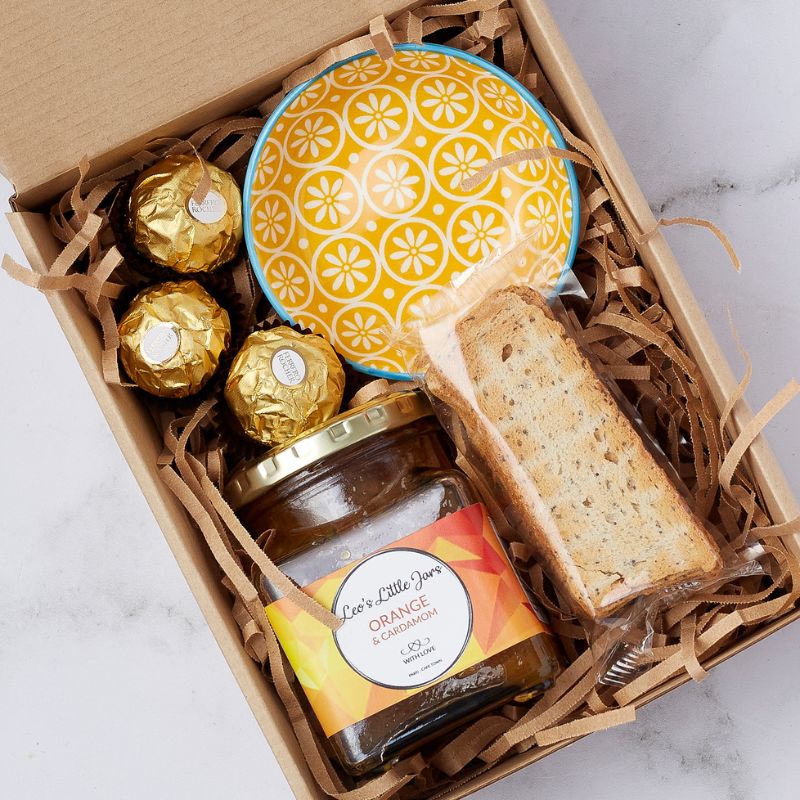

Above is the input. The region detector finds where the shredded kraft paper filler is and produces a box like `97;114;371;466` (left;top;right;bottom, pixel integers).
4;2;800;799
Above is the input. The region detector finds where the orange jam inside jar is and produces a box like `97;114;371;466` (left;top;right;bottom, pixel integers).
226;390;562;776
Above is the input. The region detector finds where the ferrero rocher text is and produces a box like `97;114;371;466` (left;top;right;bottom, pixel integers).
128;154;242;273
224;327;345;446
118;280;231;398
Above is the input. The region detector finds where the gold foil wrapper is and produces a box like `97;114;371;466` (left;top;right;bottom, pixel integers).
128;154;243;273
118;280;231;398
224;327;345;446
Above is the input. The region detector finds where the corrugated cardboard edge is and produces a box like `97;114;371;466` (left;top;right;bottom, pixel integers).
6;0;799;796
8;1;423;211
7;211;325;800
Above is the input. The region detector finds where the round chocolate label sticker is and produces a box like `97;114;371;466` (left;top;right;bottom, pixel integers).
188;190;227;224
141;323;180;364
271;348;307;386
332;548;472;690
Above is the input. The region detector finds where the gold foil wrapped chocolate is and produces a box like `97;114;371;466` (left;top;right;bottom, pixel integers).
225;327;345;446
118;280;231;398
128;154;243;273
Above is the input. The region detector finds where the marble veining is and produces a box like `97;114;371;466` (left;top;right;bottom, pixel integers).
653;158;800;216
1;2;798;798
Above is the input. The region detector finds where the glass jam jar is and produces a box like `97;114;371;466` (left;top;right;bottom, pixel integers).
226;390;562;776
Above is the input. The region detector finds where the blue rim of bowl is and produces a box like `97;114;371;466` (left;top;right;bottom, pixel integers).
243;41;581;381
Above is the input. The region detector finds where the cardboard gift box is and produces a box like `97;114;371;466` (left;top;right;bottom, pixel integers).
2;1;799;798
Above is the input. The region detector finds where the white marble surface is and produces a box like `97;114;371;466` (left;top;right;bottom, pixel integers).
1;2;798;798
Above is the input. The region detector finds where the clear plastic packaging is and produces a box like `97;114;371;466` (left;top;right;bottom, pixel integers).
391;239;751;628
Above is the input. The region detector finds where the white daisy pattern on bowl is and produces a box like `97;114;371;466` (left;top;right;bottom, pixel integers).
303;174;353;226
420;79;469;124
337;57;385;85
524;195;558;247
408;294;433;319
290;115;335;159
456;209;506;259
285;81;325;115
396;50;445;72
352;92;403;140
340;311;382;351
249;48;577;375
320;242;372;295
388;226;439;277
254;198;288;246
253;143;280;190
363;151;428;218
438;141;489;191
508;130;537;166
267;256;309;306
507;128;548;182
481;79;520;116
402;285;444;322
372;159;420;210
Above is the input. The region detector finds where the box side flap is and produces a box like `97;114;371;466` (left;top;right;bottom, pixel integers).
0;0;416;205
8;211;325;799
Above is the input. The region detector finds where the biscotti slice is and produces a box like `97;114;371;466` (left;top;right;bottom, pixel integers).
425;285;722;619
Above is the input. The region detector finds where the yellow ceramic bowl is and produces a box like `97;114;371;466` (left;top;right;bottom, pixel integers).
245;43;579;379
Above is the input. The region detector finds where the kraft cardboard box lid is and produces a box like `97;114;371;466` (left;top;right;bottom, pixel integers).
0;0;416;208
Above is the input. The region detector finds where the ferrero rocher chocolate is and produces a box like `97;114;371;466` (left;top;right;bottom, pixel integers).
224;327;345;446
118;280;231;398
128;154;243;273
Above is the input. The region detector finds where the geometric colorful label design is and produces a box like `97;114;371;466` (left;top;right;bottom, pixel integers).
266;503;548;736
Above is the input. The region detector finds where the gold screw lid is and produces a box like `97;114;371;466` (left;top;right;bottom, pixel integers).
225;390;434;510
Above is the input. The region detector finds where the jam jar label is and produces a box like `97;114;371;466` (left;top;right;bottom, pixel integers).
265;503;549;737
332;548;472;689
